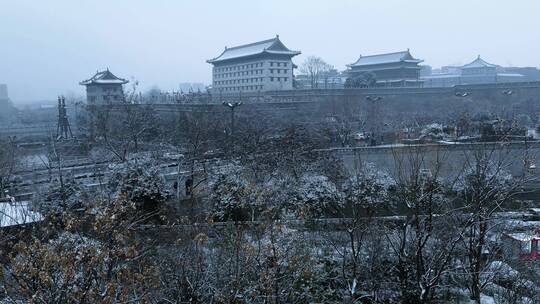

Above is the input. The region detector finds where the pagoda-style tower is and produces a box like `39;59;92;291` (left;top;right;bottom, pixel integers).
79;69;128;105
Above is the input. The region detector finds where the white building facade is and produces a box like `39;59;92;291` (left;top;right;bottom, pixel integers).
207;36;300;93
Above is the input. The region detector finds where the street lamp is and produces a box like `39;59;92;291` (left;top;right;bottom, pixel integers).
365;95;383;102
365;96;384;145
502;89;514;96
223;100;242;154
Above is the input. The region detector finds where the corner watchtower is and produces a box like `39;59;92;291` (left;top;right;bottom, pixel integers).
79;69;128;105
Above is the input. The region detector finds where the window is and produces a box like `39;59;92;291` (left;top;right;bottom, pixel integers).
270;62;274;67
270;77;274;81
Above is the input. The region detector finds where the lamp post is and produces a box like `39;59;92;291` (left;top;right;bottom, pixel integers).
454;91;472;140
365;96;383;145
223;100;242;154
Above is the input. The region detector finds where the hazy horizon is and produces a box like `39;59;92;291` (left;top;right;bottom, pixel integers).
1;0;540;103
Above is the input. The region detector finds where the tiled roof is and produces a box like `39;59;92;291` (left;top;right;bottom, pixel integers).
207;35;300;64
80;69;128;85
462;56;498;69
348;50;423;67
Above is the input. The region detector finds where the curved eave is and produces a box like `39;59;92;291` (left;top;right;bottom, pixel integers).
79;80;128;86
208;50;301;65
403;59;424;64
348;60;423;68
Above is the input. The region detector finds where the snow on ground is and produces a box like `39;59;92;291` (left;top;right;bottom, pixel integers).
0;201;42;227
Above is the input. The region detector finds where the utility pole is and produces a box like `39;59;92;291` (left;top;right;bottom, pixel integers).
365;95;383;145
223;99;242;154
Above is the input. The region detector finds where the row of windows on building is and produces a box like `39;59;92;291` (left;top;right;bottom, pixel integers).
215;68;290;78
214;61;289;73
215;70;264;78
88;95;122;102
215;77;289;86
220;85;264;92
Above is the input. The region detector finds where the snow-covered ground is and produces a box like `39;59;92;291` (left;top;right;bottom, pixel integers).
0;201;42;228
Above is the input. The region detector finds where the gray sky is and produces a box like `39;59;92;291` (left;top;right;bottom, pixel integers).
1;0;539;103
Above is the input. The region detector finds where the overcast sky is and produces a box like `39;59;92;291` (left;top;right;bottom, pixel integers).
1;0;539;103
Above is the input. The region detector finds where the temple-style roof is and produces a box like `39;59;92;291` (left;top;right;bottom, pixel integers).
462;55;498;69
79;69;128;85
207;35;300;64
347;50;423;67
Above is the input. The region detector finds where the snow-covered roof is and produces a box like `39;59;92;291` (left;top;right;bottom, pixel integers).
79;69;128;86
462;56;498;69
0;201;43;228
496;73;525;77
347;50;423;67
207;35;300;64
421;74;461;79
505;232;540;242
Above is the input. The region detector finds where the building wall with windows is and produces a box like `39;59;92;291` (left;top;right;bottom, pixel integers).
212;57;294;93
84;84;125;104
80;70;128;105
208;36;300;94
346;50;424;87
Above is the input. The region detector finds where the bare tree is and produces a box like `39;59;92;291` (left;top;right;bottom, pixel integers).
453;143;536;303
300;56;333;89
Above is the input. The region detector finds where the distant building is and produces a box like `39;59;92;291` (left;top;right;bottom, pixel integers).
207;35;301;93
0;84;8;100
422;56;528;87
419;65;432;77
346;50;424;87
179;82;207;93
0;84;12;116
79;69;128;104
0;84;9;106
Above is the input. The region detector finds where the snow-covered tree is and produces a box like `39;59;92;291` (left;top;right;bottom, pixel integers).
3;198;160;303
454;149;522;303
290;174;343;219
209;166;253;221
108;162;166;212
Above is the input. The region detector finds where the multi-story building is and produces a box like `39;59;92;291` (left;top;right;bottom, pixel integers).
346;50;424;87
422;56;527;87
207;35;300;93
80;69;128;104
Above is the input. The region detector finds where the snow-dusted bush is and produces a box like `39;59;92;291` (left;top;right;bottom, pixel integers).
108;161;166;211
41;179;87;213
209;166;252;221
420;123;445;140
290;174;343;219
344;165;394;211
